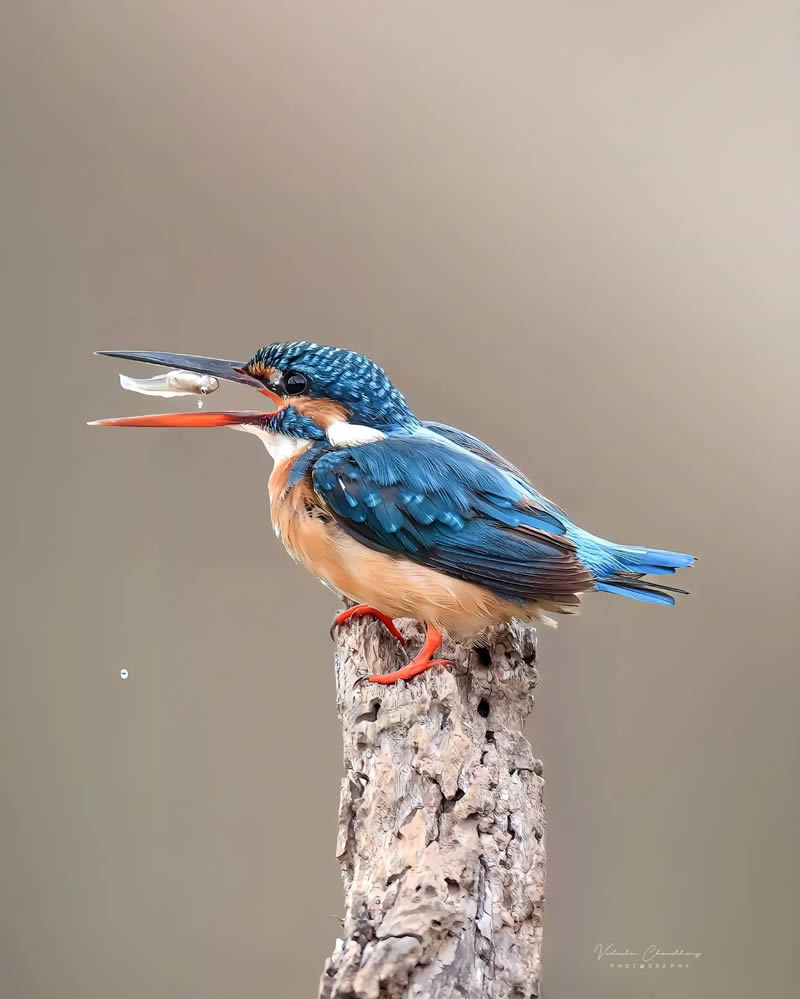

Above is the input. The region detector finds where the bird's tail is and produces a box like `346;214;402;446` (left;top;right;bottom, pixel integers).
593;543;696;606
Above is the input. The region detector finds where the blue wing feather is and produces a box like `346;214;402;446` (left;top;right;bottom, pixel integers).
423;421;695;602
307;425;694;607
290;418;693;608
312;429;593;604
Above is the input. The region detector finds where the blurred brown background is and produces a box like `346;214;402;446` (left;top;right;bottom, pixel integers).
1;2;798;997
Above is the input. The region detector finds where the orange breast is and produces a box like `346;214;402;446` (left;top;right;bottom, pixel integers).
268;454;296;508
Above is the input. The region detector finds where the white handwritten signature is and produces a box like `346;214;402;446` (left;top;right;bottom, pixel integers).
594;944;702;962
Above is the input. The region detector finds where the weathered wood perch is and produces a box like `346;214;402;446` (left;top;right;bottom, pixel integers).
320;616;545;999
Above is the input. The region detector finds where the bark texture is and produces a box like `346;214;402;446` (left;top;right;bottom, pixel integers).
319;616;545;999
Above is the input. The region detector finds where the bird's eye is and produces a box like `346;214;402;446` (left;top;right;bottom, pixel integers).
284;371;309;395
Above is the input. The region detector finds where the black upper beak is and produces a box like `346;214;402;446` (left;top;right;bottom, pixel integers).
95;350;265;391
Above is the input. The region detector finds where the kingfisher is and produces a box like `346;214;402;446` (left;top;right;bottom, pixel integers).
90;343;695;684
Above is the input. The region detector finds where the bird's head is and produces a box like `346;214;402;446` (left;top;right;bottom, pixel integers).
89;342;417;445
242;342;415;429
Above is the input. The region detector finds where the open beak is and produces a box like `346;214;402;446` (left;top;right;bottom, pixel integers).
89;349;281;428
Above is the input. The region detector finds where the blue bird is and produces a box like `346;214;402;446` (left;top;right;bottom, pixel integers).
91;343;695;684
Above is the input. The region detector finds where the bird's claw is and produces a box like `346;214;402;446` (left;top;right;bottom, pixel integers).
355;658;451;686
331;605;405;643
348;621;449;685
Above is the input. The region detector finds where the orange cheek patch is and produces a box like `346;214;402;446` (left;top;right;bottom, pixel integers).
289;396;351;430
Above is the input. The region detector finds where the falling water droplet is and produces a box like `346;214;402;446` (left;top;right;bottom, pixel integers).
197;398;204;409
120;668;129;679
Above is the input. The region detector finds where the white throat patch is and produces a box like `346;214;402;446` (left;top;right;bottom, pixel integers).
231;424;311;464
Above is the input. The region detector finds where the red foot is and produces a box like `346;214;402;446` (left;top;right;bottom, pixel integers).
332;604;405;643
363;624;450;685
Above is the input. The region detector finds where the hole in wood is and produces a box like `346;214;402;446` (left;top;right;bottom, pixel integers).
475;646;492;667
356;700;381;723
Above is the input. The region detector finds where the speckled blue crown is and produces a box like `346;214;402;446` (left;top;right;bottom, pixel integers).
249;342;418;428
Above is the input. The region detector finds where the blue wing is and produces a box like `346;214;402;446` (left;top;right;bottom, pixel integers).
422;420;532;481
311;429;593;605
423;421;695;605
422;419;569;517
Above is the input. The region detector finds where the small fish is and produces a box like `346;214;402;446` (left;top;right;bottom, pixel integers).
119;370;220;399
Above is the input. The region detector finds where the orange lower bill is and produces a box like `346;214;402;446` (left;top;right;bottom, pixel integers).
87;410;267;428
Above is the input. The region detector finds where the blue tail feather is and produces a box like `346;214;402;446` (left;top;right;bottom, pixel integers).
583;539;696;606
595;581;677;606
612;544;695;572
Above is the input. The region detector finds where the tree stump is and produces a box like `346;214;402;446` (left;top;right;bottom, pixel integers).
319;616;545;999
